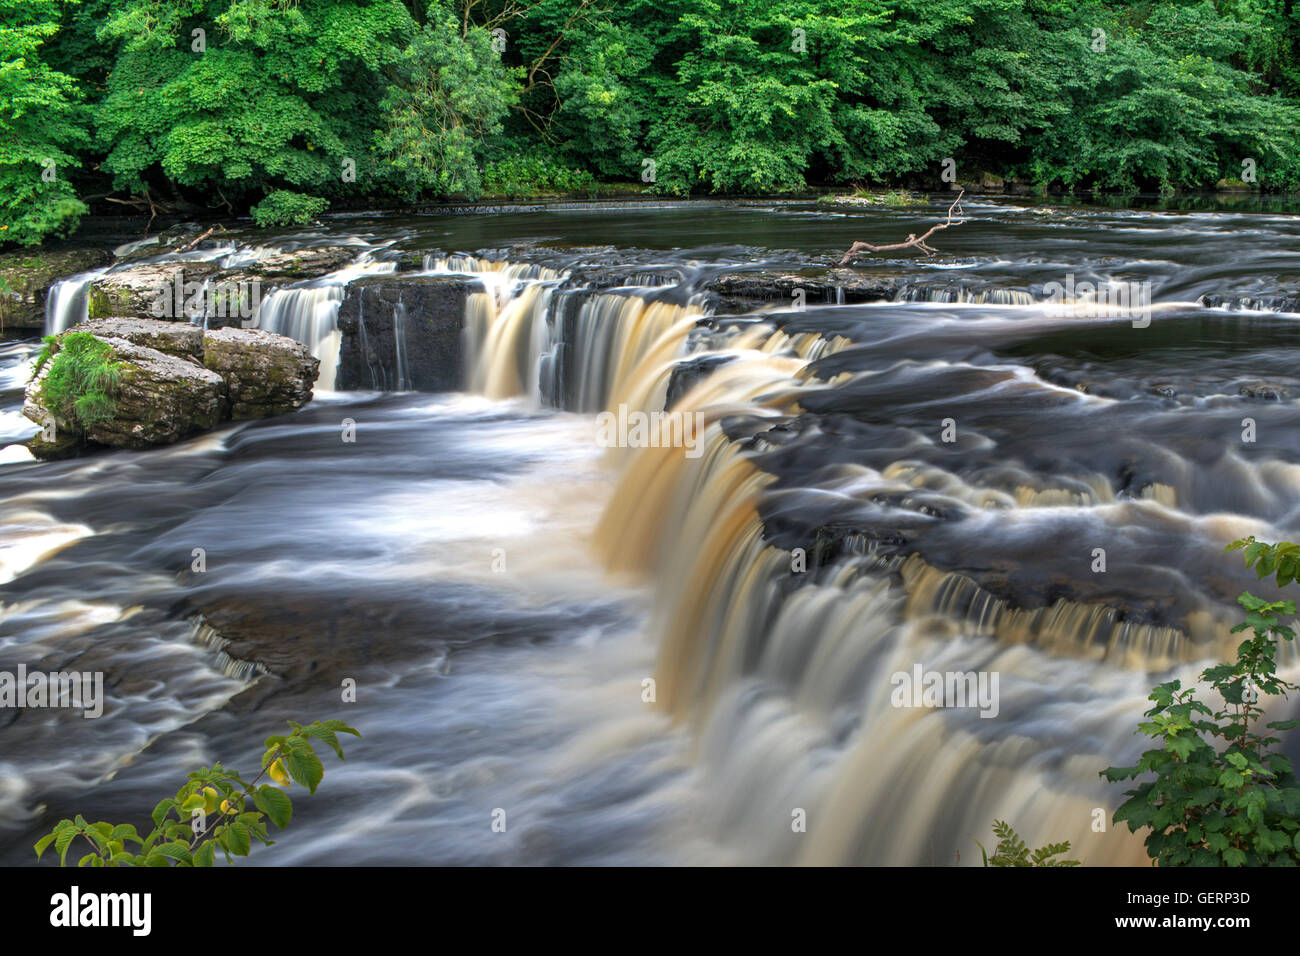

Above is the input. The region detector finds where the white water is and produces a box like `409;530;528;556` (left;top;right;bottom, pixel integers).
44;269;110;335
251;258;396;389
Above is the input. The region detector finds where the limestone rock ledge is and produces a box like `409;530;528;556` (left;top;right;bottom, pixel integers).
20;318;317;459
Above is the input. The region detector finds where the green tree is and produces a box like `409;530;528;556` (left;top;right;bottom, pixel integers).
0;0;88;245
373;1;519;199
94;0;418;211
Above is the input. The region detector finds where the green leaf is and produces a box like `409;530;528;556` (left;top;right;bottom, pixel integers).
34;833;56;860
55;827;78;867
283;739;324;794
301;724;345;759
227;821;251;856
254;785;293;830
320;719;362;738
109;824;141;844
151;798;175;827
153;841;192;866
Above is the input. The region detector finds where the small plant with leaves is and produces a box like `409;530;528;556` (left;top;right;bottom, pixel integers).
250;190;329;228
1101;538;1300;866
35;719;359;867
31;331;128;429
976;820;1080;866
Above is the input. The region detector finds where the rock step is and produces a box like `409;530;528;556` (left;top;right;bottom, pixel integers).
20;319;317;459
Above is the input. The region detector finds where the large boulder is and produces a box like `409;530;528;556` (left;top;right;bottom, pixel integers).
0;247;114;331
202;327;318;418
24;336;225;453
84;246;362;326
234;245;360;280
336;274;474;391
21;323;318;458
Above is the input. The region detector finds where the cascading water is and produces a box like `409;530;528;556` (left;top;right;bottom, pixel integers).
44;269;110;335
460;257;1299;865
252;258;396;389
426;254;709;413
5;200;1300;867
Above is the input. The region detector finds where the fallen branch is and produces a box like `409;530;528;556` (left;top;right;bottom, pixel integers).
839;190;966;265
174;226;217;254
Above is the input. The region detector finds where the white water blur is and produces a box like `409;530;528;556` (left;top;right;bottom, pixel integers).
252;258;396;389
44;269;110;335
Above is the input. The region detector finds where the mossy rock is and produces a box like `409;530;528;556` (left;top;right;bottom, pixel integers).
202;327;318;419
0;247;113;330
24;332;225;456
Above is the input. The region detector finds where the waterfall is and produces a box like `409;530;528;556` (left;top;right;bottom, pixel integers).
426;255;706;412
580;308;1175;864
252;259;396;389
897;284;1036;305
392;300;410;391
44;269;110;335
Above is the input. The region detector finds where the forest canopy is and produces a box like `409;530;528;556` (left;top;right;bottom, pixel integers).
4;0;1300;243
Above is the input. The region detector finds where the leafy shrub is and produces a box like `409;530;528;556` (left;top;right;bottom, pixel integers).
250;191;329;228
482;155;598;198
0;0;88;247
1102;538;1300;866
35;719;359;867
33;332;127;429
976;820;1079;866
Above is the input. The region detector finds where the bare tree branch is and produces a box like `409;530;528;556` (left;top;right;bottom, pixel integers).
838;190;967;265
174;225;217;253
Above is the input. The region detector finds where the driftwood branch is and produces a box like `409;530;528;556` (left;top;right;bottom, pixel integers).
839;190;967;265
174;226;217;254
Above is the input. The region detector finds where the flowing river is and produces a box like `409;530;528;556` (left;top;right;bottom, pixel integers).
2;197;1299;865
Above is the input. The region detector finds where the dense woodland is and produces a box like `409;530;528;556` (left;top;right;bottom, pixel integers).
4;0;1300;244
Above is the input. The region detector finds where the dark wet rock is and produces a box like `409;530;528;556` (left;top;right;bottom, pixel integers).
336;273;476;391
705;270;900;313
808;524;909;568
391;249;442;272
26;426;83;460
234;245;360;280
1238;381;1288;402
75;317;204;360
1200;291;1300;314
666;354;737;408
0;247;114;330
202;327;318;419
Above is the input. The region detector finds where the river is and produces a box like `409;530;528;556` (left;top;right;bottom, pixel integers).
2;196;1298;865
